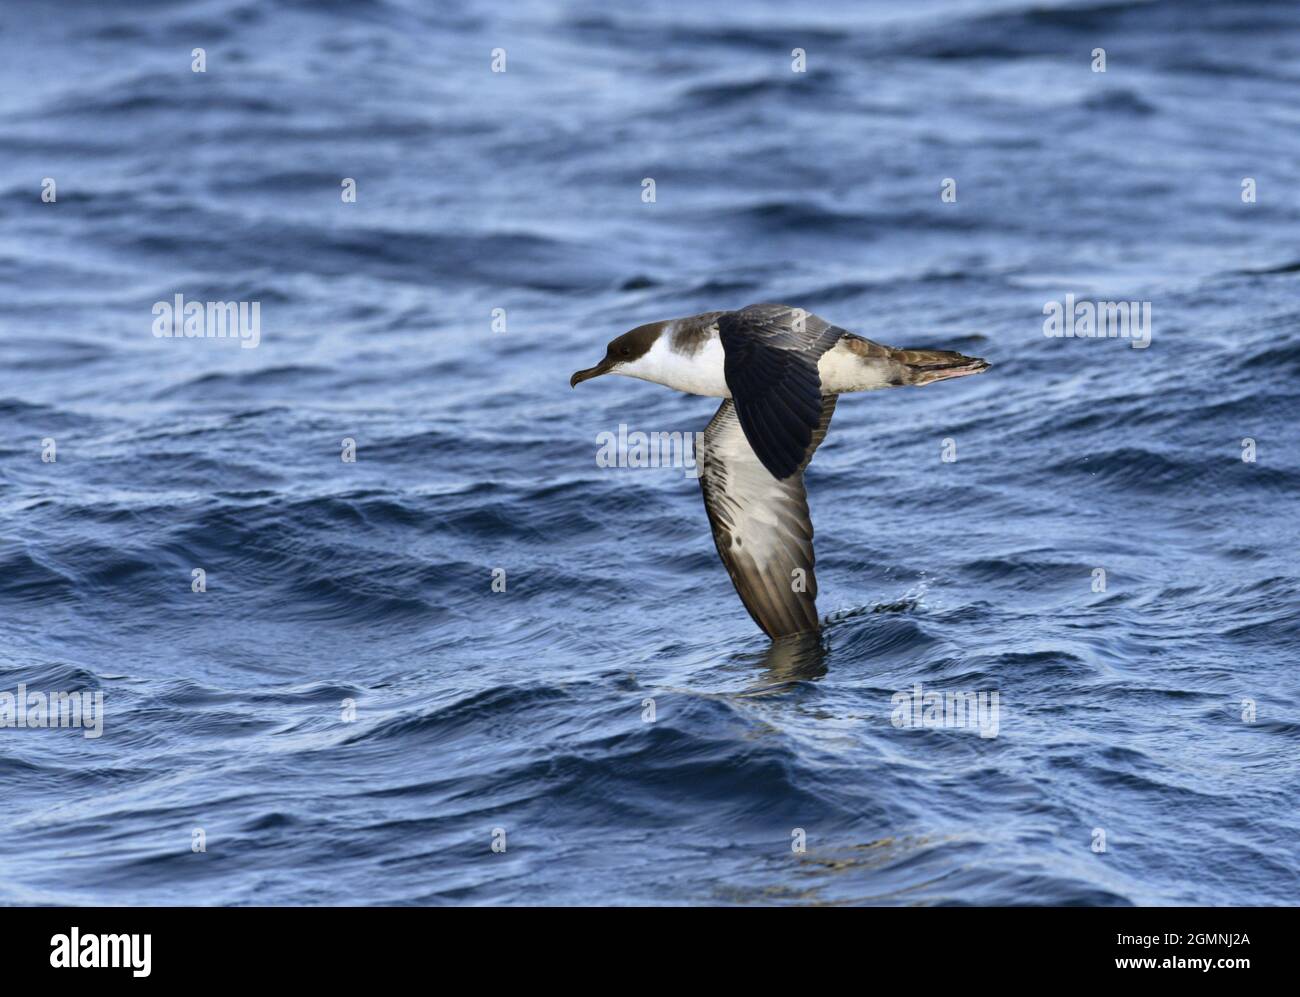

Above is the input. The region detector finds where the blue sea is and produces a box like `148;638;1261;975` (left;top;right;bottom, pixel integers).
1;0;1297;906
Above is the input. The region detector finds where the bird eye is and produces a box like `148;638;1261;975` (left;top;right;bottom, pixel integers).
620;346;630;356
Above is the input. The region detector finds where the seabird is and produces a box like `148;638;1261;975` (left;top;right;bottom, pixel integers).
571;303;989;639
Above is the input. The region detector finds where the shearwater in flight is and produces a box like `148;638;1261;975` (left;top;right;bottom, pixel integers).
571;303;989;639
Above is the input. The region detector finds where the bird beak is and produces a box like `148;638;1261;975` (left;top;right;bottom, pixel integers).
570;357;613;388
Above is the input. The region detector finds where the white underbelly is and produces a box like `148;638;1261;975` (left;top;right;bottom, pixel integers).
818;338;892;393
627;334;890;397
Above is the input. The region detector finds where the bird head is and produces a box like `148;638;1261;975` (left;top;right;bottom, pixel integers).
570;321;664;387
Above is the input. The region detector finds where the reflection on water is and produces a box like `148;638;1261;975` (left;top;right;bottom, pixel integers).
751;632;829;686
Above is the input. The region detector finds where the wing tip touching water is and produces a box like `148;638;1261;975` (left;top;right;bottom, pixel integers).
698;397;836;638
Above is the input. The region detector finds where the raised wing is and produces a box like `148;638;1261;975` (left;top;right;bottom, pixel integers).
698;395;836;638
716;303;845;480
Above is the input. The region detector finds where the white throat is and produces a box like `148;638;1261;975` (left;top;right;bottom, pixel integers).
616;329;730;398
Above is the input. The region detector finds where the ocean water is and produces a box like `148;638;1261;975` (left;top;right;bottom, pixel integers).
1;0;1297;906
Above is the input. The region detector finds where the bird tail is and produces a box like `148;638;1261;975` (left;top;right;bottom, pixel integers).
891;347;989;385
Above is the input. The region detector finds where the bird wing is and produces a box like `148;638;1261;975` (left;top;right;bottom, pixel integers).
698;395;837;638
716;303;845;479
